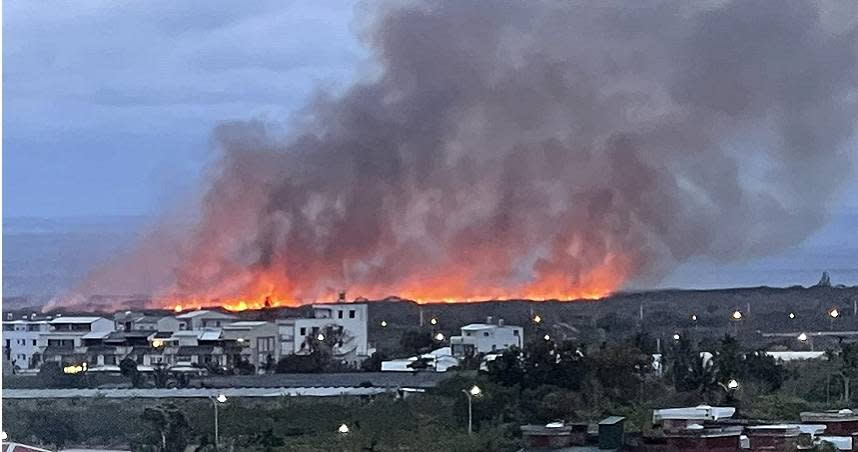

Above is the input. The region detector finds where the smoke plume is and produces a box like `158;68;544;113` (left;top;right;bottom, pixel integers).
67;0;858;308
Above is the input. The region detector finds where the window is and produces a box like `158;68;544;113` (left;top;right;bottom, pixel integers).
105;355;117;365
338;310;344;319
483;332;489;337
300;327;307;336
513;330;519;336
32;339;37;346
349;310;356;319
2;325;13;332
258;337;275;352
465;332;471;337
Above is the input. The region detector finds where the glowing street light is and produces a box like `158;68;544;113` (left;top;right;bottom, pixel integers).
462;385;482;435
337;424;350;434
798;332;808;342
543;334;551;341
209;394;228;450
691;314;697;322
1;431;8;441
829;308;840;319
430;317;438;325
726;379;739;390
434;332;446;342
152;339;164;348
316;333;326;341
533;315;542;324
672;333;681;341
380;320;388;327
731;310;743;321
789;312;796;319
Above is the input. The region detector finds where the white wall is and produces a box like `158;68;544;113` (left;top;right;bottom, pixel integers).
2;321;49;369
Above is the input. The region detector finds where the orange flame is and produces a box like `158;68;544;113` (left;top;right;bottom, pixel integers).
157;253;628;311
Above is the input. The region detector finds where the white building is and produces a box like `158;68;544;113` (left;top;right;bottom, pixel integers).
450;317;523;357
175;310;237;330
222;321;280;370
38;316;114;364
3;319;50;370
277;303;370;366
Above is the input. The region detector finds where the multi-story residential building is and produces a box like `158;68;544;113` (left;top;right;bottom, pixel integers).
38;316;114;365
450;317;523;357
278;302;370;367
114;311;180;333
221;321;279;371
161;328;243;369
175;310;237;330
2;319;50;370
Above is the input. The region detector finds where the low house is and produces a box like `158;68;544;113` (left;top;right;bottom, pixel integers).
449;317;523;357
801;409;858;436
653;405;736;431
381;347;459;372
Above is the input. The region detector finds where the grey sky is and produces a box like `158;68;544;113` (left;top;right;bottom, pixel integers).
4;1;364;217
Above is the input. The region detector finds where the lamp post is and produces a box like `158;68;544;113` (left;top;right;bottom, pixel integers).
462;385;482;435
208;393;227;450
829;308;840;330
798;332;814;351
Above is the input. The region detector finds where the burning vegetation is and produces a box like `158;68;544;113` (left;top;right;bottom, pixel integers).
58;0;858;311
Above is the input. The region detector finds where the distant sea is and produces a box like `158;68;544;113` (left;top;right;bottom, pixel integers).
3;212;857;304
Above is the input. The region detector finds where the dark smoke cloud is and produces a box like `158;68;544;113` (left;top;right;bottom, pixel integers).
68;0;858;305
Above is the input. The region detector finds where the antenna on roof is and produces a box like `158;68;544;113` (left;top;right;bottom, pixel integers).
338;291;346;303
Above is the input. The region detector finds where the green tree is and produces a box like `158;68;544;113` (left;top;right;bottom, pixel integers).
140;403;191;452
361;351;388;371
120;356;141;387
399;330;434;356
28;411;80;449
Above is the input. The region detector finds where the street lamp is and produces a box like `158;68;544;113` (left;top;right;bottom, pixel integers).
727;379;739;390
830;308;840;319
434;332;445;341
462;385;482;435
543;334;551;341
430;317;438;325
337;424;350;434
731;310;743;321
690;314;697;322
380;320;387;327
208;394;227;450
533;315;542;324
316;333;326;341
789;312;796;319
798;332;808;342
672;333;681;341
